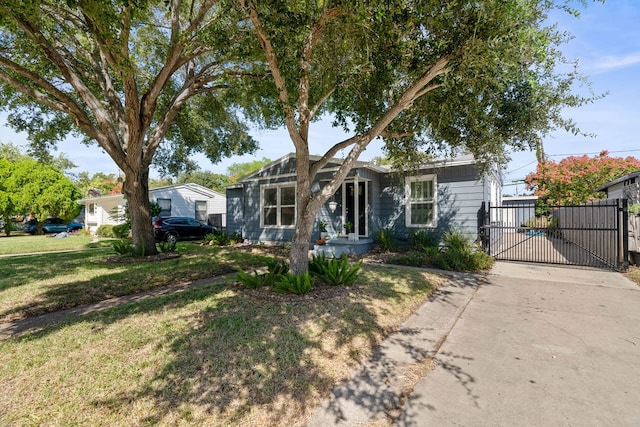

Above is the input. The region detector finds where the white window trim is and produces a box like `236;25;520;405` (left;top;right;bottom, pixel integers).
157;198;172;217
195;200;208;221
405;174;437;228
260;183;297;228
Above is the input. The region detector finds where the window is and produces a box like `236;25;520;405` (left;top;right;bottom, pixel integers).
405;175;436;227
157;198;171;217
261;184;296;227
195;201;207;222
88;203;95;215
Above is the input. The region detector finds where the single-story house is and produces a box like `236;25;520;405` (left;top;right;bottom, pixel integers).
226;153;501;251
596;169;640;202
498;195;538;228
77;183;226;235
597;169;640;256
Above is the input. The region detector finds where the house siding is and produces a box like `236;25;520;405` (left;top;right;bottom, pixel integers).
377;164;486;240
80;183;226;233
225;187;245;236
226;154;496;245
151;185;226;226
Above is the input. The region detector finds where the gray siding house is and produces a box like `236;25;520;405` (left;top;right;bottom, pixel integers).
226;153;501;249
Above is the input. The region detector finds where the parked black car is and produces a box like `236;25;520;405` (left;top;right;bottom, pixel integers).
153;216;216;242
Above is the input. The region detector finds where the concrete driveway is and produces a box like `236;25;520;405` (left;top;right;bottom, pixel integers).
398;262;640;426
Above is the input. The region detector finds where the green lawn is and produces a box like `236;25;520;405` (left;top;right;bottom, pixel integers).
0;234;113;255
0;244;444;426
0;243;278;323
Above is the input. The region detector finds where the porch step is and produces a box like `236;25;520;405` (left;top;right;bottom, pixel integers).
310;238;376;258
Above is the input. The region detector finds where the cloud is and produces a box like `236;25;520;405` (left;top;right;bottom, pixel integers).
590;52;640;72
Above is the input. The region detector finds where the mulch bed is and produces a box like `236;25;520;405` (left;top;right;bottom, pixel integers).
237;281;359;303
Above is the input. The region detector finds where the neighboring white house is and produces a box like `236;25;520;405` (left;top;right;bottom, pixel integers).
77;183;226;235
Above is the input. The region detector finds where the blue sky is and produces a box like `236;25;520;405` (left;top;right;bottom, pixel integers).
2;1;639;193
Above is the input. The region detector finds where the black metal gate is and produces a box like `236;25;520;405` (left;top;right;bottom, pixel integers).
481;199;628;271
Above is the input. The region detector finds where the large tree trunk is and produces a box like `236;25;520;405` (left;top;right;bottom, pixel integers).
289;157;314;275
290;202;316;275
123;168;158;256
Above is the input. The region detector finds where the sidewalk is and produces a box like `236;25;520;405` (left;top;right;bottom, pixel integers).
306;269;485;426
307;262;640;426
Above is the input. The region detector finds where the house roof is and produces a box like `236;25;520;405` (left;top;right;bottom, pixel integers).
596;169;640;192
235;152;479;183
77;182;223;204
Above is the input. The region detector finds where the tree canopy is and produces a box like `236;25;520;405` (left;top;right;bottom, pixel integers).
229;0;598;273
0;0;260;253
0;158;81;235
524;151;640;205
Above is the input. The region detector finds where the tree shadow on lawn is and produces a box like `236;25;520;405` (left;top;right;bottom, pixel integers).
0;249;275;323
11;265;445;426
0;250;112;293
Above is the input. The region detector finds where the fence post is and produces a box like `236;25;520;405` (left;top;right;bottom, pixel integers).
480;202;488;252
620;198;629;272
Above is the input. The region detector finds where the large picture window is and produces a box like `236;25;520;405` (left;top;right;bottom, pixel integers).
405;175;436;227
262;184;296;227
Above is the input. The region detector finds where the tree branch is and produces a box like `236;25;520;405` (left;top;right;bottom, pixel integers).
298;7;341;139
239;0;303;149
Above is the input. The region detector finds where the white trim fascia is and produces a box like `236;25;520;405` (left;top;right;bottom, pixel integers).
150;183;224;198
76;194;124;204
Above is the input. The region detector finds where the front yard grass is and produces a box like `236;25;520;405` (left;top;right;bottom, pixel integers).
0;243;277;323
0;234;113;255
0;244;445;426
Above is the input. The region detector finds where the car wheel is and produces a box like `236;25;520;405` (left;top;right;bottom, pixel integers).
165;233;178;243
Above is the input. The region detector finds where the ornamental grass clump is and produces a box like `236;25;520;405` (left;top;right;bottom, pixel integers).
430;229;494;272
235;259;290;289
273;271;314;295
316;255;362;286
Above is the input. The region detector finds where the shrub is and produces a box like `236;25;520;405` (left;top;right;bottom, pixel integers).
110;238;146;257
266;259;289;276
386;251;430;267
112;223;130;238
308;252;329;276
410;229;440;250
235;269;273;289
205;232;228;246
317;255;362;286
430;229;494;272
157;240;177;253
112;239;134;255
228;232;244;244
235;260;289;289
96;224;116;238
274;272;314;295
375;227;397;252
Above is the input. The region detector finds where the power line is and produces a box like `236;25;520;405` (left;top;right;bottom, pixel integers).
505;160;537;174
547;149;640;157
506;148;640;175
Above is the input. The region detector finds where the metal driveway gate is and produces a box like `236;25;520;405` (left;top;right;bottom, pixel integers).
481;199;628;271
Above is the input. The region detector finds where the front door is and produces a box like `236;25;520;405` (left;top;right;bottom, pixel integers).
343;181;367;237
